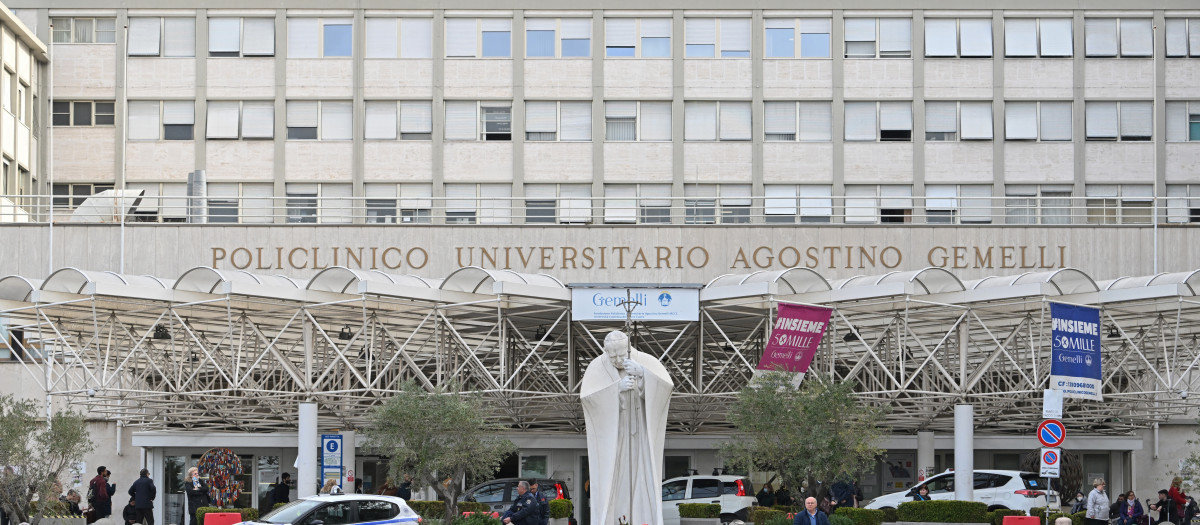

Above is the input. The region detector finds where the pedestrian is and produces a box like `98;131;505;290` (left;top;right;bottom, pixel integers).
1169;478;1189;525
398;476;413;500
500;481;539;525
1151;490;1174;525
319;479;338;494
122;499;139;525
63;490;84;516
776;485;793;507
912;486;931;502
1086;478;1110;525
792;497;830;525
128;468;157;525
529;481;549;525
1183;497;1197;525
1118;491;1144;525
89;466;114;519
354;479;365;494
184;467;211;525
757;484;776;508
1072;492;1088;514
1113;493;1129;522
272;473;291;505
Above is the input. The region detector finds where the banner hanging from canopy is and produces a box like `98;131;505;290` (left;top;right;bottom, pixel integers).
758;303;833;382
1049;302;1103;401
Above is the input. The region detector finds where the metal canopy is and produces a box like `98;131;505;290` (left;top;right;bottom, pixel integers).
2;265;1199;436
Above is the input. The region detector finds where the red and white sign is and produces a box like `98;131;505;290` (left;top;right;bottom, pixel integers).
758;303;833;375
1040;448;1061;478
1037;419;1066;448
346;469;355;482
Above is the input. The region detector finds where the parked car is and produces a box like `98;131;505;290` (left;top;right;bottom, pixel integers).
863;470;1056;512
661;474;756;525
255;492;420;525
461;478;574;522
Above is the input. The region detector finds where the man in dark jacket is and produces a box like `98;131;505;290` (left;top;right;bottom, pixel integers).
89;466;113;519
272;473;291;505
128;469;157;525
529;481;550;525
122;499;140;525
398;475;413;500
501;481;540;525
793;497;831;525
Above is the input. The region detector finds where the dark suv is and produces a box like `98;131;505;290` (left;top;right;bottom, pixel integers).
461;478;573;517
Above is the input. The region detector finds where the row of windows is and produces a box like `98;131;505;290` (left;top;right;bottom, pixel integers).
52;99;1200;143
54;181;1200;226
48;15;1200;59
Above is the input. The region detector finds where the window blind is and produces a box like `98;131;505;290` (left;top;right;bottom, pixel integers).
241;101;274;139
605;101;637;118
400;101;433;133
445;184;477;213
924;19;957;56
1120;19;1152;56
207;183;239;198
1039;102;1072;141
800;19;830;33
400;184;433;209
720;184;752;206
401;19;433;58
128;101;160;140
562;19;591;39
206;101;240;139
1005;102;1038;139
446;19;478;57
766;19;794;29
444;101;477;140
559;102;591;141
321;184;353;224
1085;18;1118;56
640;102;672;141
560;185;592;223
925;185;958;209
880;102;912;132
844;18;875;41
1086;102;1118;139
604;185;637;223
526;18;555;31
287;101;318;127
1166;102;1188;142
879;185;912;208
288;19;320;58
321;101;353;140
960;185;992;223
365;101;398;139
1120;101;1152;138
525;101;558;133
478;184;511;225
606;19;636;47
365;183;397;199
685;102;717;141
243;18;275;56
685;184;718;199
764;185;797;215
960;102;993;140
799;185;833;216
1166;19;1187;57
764;102;796;135
209;18;240;54
639;184;672;207
960;19;992;57
128;18;161;56
159;183;189;218
721;19;751;52
1005;19;1037;56
163;101;194;125
844;102;877;141
925;102;957;133
641;19;671;38
686;19;716;44
164;18;195;57
1040;19;1073;56
366;18;398;58
878;18;911;53
799;102;832;142
719;102;752;141
845;185;878;223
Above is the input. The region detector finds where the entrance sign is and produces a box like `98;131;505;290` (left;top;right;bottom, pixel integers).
1040;448;1061;478
1043;389;1064;419
321;434;343;469
758;303;833;376
571;288;699;321
1049;303;1103;401
1037;419;1066;448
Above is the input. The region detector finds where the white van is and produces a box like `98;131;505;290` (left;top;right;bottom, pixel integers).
661;474;757;525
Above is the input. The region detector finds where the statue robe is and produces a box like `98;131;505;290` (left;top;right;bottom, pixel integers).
581;350;673;525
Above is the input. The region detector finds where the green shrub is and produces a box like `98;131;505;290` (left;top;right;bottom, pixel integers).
774;505;800;514
990;509;1026;525
835;507;885;525
549;499;574;519
881;508;898;523
452;513;503;525
750;507;786;525
680;504;722;519
423;519;445;525
765;515;793;525
831;516;857;525
459;502;491;515
30;500;71;516
408;501;447;519
896;501;989;523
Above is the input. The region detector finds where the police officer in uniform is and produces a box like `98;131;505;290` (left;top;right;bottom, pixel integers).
529;481;550;525
502;481;540;525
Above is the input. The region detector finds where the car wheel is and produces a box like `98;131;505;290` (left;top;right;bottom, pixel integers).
720;513;739;525
988;506;1010;512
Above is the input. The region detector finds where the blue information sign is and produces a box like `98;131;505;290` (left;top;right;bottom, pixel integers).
1049;302;1103;401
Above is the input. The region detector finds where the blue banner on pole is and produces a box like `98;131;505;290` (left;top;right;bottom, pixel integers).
1049;302;1103;401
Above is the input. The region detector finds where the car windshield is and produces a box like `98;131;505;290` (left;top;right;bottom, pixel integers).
260;500;325;524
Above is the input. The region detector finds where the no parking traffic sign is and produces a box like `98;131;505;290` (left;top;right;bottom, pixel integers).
1040;448;1061;478
1037;419;1066;448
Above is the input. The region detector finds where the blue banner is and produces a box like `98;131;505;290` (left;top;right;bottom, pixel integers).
1049;303;1103;401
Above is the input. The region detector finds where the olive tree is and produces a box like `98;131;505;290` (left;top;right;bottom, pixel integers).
0;394;94;525
721;372;887;499
363;381;516;519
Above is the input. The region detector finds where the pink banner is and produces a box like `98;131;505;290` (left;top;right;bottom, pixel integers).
757;303;833;373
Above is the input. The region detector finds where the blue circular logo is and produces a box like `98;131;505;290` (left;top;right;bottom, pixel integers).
326;441;339;453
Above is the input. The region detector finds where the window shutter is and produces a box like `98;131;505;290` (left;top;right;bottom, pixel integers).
764;185;798;216
721;19;751;52
559;102;591;141
400;184;433;209
525;101;558;133
686;19;716;45
879;102;912;131
1085;184;1118;198
128;101;161;140
641;19;671;38
1166;19;1187;57
799;102;832;142
640;102;672;141
401;19;433;58
478;184;512;225
1005;102;1037;140
719;102;752;141
1191;18;1200;56
924;101;957;133
243;18;275;56
844;102;877;141
366;18;398;58
481;18;511;32
128;18;161;56
526;18;555;31
605;101;636;118
288;19;320;58
1120;19;1152;56
1166;102;1187;142
1085;102;1118;139
878;18;911;54
924;19;957;57
960;102;993;140
287;101;318;127
1085;18;1118;56
556;185;591;223
365;101;398;139
1005;19;1037;56
206;101;240;139
604;185;637;223
606;19;636;47
236;183;270;223
639;184;672;207
444;101;477;140
320;184;353;224
209;18;241;54
1039;102;1072;141
685;184;718;198
562;19;591;39
445;184;477;213
844;18;875;41
720;184;752;206
959;19;992;57
959;185;992;223
207;182;239;199
799;185;833;217
800;19;830;33
766;19;795;29
400;101;433;133
287;183;318;195
764;102;796;135
321;101;353;140
1120;101;1152;139
844;185;878;223
1040;18;1074;56
926;185;958;209
525;184;557;200
446;19;477;57
685;102;718;141
163;101;194;125
159;183;189;218
163;18;195;57
241;101;274;139
365;183;397;199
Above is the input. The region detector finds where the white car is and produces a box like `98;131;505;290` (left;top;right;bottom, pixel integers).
661;474;757;525
253;493;421;525
864;470;1056;512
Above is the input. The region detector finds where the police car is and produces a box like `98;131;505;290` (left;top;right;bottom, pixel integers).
251;491;421;525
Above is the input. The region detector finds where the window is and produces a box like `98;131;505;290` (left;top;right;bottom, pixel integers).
525;184;592;223
52;101;115;127
764;101;832;141
691;479;721;499
445;184;512;224
119;182;187;223
1086;184;1152;224
15;83;26;123
202;182;274;224
1005;18;1073;57
365;18;432;58
51;17;116;43
1165;101;1200;142
846;185;913;224
1005;101;1072;141
685;18;751;58
1085;101;1152;141
604;101;671;141
128;18;195;57
206;101;275;140
527;18;591;58
765;19;831;58
683;184;751;224
605;18;671;58
288;19;353;58
286;183;351;224
286;101;352;140
446;18;511;58
364;101;433;140
1085;18;1152;57
52;183;115;209
604;184;672;224
663;480;688;501
128;100;195;140
765;185;832;223
925;185;993;224
358;501;399;522
845;18;911;58
445;101;512;141
845;101;912;142
525;101;591;141
925;101;993;141
209;18;275;57
305;503;351;525
1166;184;1200;223
684;101;751;141
1005;184;1072;224
363;183;433;223
1167;19;1200;57
925;18;993;57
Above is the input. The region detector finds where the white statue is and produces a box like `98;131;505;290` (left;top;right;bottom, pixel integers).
581;331;673;525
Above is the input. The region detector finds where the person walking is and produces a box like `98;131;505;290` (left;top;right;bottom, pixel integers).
272;473;291;505
529;481;550;525
1086;479;1110;525
1118;491;1144;525
88;466;114;519
184;467;211;525
1170;478;1188;525
793;497;830;525
500;481;539;525
128;468;157;525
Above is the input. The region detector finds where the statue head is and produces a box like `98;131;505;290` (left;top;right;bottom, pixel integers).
604;331;631;370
